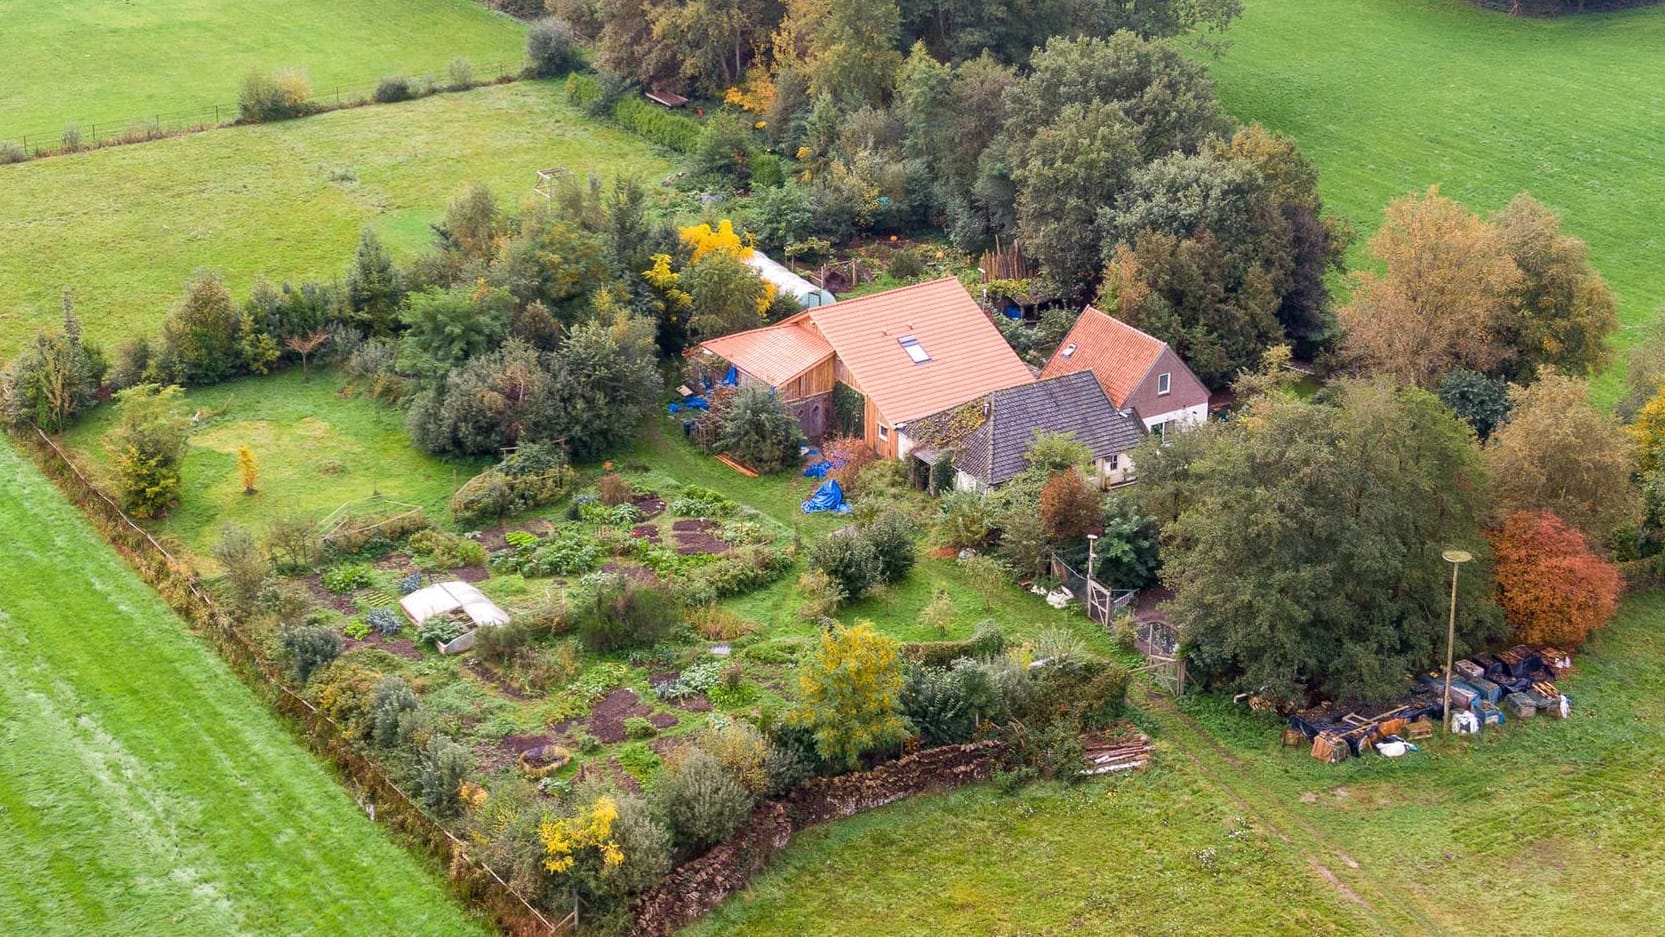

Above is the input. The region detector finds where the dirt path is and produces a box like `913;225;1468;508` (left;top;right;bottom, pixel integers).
1136;686;1452;937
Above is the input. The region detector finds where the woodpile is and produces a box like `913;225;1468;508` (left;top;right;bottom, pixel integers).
1080;733;1152;775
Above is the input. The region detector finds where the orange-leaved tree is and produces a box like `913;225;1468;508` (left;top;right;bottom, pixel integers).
1040;469;1104;543
1489;509;1621;648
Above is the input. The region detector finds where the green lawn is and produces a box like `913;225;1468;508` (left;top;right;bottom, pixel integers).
0;80;678;359
61;368;486;564
0;440;486;935
0;0;526;139
1202;0;1665;401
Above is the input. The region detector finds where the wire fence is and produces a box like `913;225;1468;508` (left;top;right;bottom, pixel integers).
0;57;530;161
20;426;559;937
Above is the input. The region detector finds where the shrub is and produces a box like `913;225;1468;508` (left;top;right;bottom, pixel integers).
669;486;737;517
310;659;381;737
901;666;979;747
344;618;371;640
790;622;910;769
864;511;918;585
322;562;375;594
282;625;342;683
416;735;472;816
937;491;993;549
1491;509;1621;647
397;572;424;595
373;76;414;103
365;607;403;636
565;72;603;110
885;247;926;281
597;473;632;506
612;96;700;153
1040;470;1104;543
446;57;475;90
601;794;673;899
238;67;312;122
695;720;771;794
688;605;757;641
451;450;578;526
370;676;422;747
524;531;602;576
654;747;755;849
796;569;841;621
573;579;680;652
0;141;26;164
265;511;323;572
717;386;801;473
807;529;880;603
623;716;659;740
526;17;580;78
106;384;190;519
213;525;270;611
409;528;487;569
474;619;539;668
751;152;785;189
416;616;468;647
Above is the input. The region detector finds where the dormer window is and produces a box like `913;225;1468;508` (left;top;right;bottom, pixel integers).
1157;372;1171;396
1061;342;1077;359
899;336;930;364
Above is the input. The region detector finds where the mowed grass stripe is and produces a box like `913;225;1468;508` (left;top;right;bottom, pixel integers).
1201;0;1665;401
0;441;486;936
0;80;675;359
0;0;526;136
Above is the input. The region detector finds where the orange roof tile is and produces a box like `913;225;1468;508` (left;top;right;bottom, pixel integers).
1040;306;1166;407
805;278;1034;424
698;321;833;385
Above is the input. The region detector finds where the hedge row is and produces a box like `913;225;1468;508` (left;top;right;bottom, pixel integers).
565;72;701;154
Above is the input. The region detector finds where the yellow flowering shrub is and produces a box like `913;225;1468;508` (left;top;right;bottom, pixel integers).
539;795;625;874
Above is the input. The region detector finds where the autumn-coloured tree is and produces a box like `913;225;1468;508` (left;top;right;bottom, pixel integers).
1039;469;1103;543
237;445;259;495
1492;193;1617;382
791;621;910;769
1341;186;1521;388
1628;381;1665;478
1487;375;1638;540
1490;510;1621;647
285;329;329;381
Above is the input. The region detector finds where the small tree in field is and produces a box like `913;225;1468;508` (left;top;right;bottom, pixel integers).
1490;510;1621;648
237;445;259;494
717;385;801;473
791;621;910;769
286;329;330;380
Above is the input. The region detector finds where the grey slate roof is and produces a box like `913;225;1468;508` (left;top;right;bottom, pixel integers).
953;371;1143;486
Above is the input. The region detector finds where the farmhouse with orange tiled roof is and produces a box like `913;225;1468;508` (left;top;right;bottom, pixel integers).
694;278;1034;458
1040;306;1209;437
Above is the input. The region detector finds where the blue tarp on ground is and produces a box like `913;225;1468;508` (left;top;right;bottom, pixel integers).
802;454;847;478
801;479;850;514
684;395;709;411
666;402;681;414
723;365;738;385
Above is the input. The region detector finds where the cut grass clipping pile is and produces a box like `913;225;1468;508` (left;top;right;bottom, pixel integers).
0;441;484;935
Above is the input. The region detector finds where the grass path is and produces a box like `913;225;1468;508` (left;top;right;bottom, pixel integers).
0;80;676;359
1202;0;1665;400
0;0;525;138
0;440;486;935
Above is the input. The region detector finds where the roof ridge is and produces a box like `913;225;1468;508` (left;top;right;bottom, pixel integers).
1082;304;1169;351
809;276;963;317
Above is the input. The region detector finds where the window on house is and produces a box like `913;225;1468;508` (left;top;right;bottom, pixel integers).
1061;342;1077;359
1152;420;1167;439
899;336;930;363
878;424;890;441
1157;372;1172;396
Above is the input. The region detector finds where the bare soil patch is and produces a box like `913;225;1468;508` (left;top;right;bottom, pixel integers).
633;493;666;520
671;519;731;555
342;633;423;660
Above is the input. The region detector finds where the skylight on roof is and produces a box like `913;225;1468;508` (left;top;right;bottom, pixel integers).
1061;342;1077;359
899;335;930;363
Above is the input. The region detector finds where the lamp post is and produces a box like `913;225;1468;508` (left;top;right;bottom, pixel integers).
1441;548;1473;734
1086;533;1099;585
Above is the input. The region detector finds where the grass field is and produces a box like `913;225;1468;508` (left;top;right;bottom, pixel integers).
0;80;678;360
61;368;488;563
693;591;1665;934
1201;0;1665;401
0;0;526;139
0;440;485;935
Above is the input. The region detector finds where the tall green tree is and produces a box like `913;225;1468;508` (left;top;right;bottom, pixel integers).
344;228;406;337
550;317;665;460
158;271;243;384
106;384;192;519
1;292;104;431
1140;380;1503;704
398;284;512;378
1492;193;1618;382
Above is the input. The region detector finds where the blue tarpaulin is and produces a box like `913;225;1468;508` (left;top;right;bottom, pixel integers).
801;479;850;514
802;454;847;478
722;365;738;386
666;402;681;414
684;395;709;411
